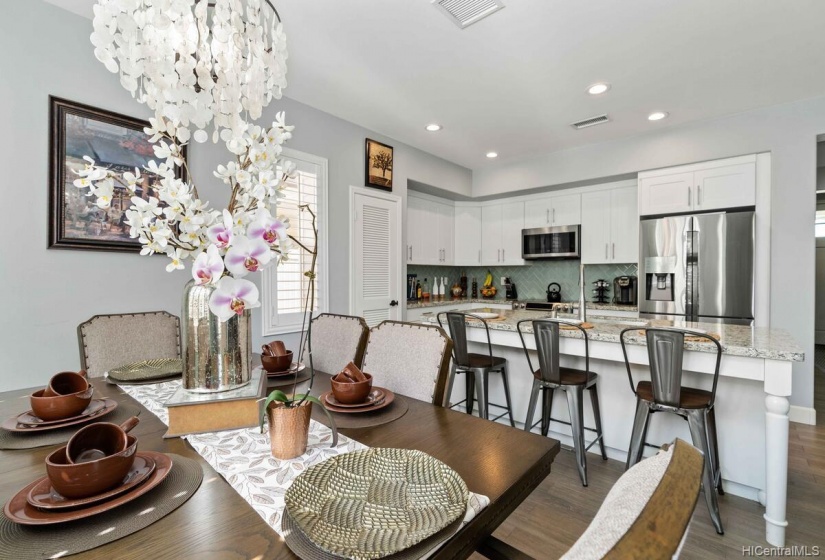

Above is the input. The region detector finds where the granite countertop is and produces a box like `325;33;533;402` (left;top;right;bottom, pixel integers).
422;308;804;362
407;299;638;312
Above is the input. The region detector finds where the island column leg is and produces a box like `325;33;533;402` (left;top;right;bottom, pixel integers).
763;359;793;547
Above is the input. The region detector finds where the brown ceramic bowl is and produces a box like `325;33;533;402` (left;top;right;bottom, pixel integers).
43;370;89;397
331;373;373;405
46;435;138;499
30;387;94;422
261;350;293;373
67;416;140;464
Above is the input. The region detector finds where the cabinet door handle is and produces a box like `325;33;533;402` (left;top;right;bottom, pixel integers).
697;185;702;206
502;249;505;261
688;186;691;206
498;249;501;262
546;209;549;224
605;244;608;259
612;243;615;259
552;208;556;224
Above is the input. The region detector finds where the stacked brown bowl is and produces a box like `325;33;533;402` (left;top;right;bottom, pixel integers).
331;363;373;404
30;370;93;421
261;340;293;373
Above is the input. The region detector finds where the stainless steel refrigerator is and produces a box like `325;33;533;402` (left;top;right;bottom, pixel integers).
638;210;755;325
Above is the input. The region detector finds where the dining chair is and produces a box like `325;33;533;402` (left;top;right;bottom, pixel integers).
619;327;725;535
516;318;607;486
436;312;515;426
560;439;704;560
300;313;369;373
77;311;181;377
360;321;453;407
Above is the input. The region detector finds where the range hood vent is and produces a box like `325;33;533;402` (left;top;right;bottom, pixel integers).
433;0;506;29
570;114;610;130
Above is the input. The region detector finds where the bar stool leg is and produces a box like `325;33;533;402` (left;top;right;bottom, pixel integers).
541;387;555;436
687;410;724;535
500;365;515;427
465;373;475;416
524;378;541;433
627;398;650;470
706;407;724;495
474;369;488;420
445;363;457;409
588;384;608;461
566;385;588;486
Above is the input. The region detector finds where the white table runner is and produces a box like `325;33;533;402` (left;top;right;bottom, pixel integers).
118;380;489;557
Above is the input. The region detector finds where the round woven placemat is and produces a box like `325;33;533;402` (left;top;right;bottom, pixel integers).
0;404;141;450
267;369;312;389
0;454;202;559
311;396;408;429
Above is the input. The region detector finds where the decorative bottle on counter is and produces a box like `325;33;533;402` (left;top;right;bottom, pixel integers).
416;280;422;299
471;277;478;298
423;278;430;299
460;271;468;297
442;277;448;301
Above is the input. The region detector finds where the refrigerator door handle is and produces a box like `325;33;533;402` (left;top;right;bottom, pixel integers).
688;186;691;207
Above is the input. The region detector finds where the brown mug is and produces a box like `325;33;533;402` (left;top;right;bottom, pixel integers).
43;370;89;397
46;435;138;499
66;416;140;464
30;386;94;422
331;372;373;405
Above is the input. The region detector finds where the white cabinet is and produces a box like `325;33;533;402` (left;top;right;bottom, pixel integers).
581;186;638;264
638;156;756;216
454;204;482;266
481;201;525;266
407;195;453;265
524;194;581;229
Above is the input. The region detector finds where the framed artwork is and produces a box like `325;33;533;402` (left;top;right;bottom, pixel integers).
48;96;187;252
365;138;393;191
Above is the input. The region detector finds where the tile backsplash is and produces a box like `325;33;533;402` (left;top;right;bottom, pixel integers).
408;261;638;302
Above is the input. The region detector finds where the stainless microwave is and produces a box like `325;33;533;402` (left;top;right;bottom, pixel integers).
522;225;581;259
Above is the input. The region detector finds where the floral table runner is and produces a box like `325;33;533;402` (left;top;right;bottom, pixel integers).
119;380;489;557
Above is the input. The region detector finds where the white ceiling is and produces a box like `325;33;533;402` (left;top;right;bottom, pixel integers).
45;0;825;171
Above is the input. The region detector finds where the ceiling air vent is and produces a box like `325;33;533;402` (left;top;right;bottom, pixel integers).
432;0;506;29
570;114;610;130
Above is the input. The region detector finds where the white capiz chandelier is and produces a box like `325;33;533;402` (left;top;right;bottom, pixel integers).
91;0;288;144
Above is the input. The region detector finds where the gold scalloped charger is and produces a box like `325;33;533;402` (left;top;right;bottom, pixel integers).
107;358;183;383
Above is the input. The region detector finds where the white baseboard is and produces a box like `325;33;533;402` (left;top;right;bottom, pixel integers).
789;405;817;425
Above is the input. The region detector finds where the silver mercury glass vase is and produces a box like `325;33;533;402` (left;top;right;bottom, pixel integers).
182;279;251;393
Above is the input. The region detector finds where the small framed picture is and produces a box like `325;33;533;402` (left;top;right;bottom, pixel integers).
48;96;187;252
365;138;393;191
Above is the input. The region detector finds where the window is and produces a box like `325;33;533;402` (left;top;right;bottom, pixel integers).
816;209;825;238
262;149;328;335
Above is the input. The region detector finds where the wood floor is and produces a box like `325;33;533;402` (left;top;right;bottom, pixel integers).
471;354;825;559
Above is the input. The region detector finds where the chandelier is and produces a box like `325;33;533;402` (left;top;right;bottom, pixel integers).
90;0;288;144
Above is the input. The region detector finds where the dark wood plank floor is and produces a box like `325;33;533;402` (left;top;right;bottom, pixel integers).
471;358;825;559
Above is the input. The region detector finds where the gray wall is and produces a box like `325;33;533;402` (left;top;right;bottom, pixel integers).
475;97;825;410
0;1;471;392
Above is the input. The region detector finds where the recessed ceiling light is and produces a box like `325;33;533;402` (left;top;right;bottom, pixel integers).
425;123;442;132
648;111;669;121
587;83;610;95
486;152;498;159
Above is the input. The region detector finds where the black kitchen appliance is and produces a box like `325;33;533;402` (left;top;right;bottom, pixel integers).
505;278;518;300
522;225;581;259
407;274;418;302
546;283;562;303
613;275;637;306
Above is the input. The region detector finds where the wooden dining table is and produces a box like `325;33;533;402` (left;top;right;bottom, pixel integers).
0;375;560;559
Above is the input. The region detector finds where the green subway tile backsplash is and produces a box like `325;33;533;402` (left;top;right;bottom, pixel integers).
408;261;638;303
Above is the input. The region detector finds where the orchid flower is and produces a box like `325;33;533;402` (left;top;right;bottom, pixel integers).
224;236;272;277
192;245;224;285
208;277;260;322
206;210;234;249
247;213;288;247
165;248;187;272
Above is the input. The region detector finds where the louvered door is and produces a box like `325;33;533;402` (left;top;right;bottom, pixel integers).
353;190;401;326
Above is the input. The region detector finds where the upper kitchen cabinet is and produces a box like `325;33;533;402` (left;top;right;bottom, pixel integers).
638;155;756;216
523;193;581;228
581;185;638;264
481;201;525;266
454;204;482;266
406;194;454;265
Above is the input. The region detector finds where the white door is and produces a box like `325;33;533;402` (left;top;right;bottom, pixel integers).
407;195;439;265
550;193;581;226
639;172;694;216
580;190;611;264
351;187;402;326
610;186;639;263
524;197;551;229
694;162;756;211
437;202;455;265
454;205;482;266
500;201;525;265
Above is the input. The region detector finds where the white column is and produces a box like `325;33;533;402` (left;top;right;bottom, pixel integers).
763;359;793;547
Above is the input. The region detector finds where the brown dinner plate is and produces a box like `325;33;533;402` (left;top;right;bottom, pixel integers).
267;362;307;378
4;451;172;525
320;388;395;414
27;454;157;511
324;389;385;409
14;399;107;427
1;399;118;433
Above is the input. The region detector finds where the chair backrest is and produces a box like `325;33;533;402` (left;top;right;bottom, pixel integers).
437;312;495;369
361;321;453;406
620;327;723;408
517;319;590;384
300;313;369;374
77;311;181;377
560;439;703;560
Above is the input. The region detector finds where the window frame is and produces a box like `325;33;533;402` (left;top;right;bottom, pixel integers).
261;147;329;336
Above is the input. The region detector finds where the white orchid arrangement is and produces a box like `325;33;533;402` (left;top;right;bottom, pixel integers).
73;113;299;322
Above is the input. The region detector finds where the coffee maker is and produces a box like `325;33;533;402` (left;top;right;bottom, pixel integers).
504;277;518;300
613;276;638;306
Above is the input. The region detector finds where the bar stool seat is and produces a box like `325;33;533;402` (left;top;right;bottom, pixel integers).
635;381;712;409
533;367;597;386
467;354;507;368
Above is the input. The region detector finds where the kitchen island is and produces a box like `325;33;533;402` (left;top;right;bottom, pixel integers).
423;308;803;547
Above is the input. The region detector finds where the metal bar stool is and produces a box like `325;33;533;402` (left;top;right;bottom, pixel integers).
619;327;725;535
437;312;515;426
516;319;607;487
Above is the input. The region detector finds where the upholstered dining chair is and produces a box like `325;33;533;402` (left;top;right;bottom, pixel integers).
77;311;181;377
360;321;453;407
300;313;369;373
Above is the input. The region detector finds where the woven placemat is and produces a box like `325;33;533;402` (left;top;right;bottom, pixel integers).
0;454;201;559
107;358;183;383
267;369;312;389
560;322;594;330
311;397;409;429
0;404;141;450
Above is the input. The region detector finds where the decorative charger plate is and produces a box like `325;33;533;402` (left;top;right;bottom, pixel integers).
284;448;468;560
107;358;183;382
